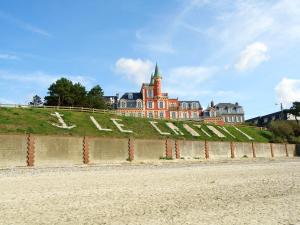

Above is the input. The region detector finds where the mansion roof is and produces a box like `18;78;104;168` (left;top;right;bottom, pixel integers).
120;92;142;100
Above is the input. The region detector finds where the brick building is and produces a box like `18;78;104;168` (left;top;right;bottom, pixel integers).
117;64;203;120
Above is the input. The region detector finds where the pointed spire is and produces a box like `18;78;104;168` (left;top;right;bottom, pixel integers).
153;62;161;78
150;73;154;85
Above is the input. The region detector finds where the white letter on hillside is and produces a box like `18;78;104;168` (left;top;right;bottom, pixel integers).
207;125;226;138
111;118;133;133
166;122;184;135
194;124;211;137
183;124;200;137
233;126;254;140
50;112;76;129
90;116;112;131
149;121;170;135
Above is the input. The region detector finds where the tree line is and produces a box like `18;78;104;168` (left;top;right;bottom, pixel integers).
30;78;108;109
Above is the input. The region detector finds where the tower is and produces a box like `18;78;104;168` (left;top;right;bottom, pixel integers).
153;63;162;97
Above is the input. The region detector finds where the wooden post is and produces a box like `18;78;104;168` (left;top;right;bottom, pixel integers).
205;140;209;159
230;142;235;159
270;143;274;158
83;136;89;164
252;142;256;158
165;139;172;159
27;134;35;167
285;143;289;157
128;138;134;161
175;140;180;159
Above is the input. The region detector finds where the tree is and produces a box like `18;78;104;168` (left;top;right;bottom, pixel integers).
72;83;87;107
29;95;43;106
86;85;107;109
288;102;300;125
44;78;74;106
44;78;107;109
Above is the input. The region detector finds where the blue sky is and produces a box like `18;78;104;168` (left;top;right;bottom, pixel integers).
0;0;300;119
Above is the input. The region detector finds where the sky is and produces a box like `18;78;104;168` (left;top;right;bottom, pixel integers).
0;0;300;119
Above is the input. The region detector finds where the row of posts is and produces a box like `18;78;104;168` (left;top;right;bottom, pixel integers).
26;134;290;167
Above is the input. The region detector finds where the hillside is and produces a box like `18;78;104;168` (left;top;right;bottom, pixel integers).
0;107;272;142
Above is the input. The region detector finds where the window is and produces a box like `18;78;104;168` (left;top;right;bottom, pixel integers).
148;112;153;118
128;93;133;99
147;101;153;109
171;112;176;119
236;116;240;122
138;112;142;117
193;112;198;118
232;116;235;122
147;89;153;98
228;116;231;122
181;102;188;109
192;102;198;109
184;112;188;119
130;113;134;117
121;101;126;108
158;101;164;109
137;101;142;108
159;111;164;118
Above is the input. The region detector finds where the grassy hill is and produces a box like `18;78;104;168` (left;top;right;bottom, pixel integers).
0;107;272;142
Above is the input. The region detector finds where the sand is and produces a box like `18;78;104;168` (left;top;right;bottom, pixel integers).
0;159;299;225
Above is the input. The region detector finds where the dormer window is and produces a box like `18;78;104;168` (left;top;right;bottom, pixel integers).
192;102;198;109
181;102;188;109
128;93;133;99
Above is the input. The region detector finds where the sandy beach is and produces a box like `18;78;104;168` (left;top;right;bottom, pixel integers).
0;159;299;225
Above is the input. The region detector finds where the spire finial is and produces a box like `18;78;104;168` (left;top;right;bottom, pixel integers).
154;62;161;78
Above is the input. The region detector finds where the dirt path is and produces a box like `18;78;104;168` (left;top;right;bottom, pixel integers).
0;159;299;225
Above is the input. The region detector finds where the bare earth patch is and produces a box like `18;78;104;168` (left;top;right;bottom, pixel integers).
0;159;299;225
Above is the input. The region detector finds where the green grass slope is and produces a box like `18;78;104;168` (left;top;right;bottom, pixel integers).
0;107;272;142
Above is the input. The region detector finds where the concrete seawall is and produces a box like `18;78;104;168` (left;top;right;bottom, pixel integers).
0;134;297;167
0;135;27;167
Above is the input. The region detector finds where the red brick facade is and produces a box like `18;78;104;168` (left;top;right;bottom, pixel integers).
117;64;203;120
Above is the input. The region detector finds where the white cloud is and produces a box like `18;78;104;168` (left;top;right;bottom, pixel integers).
275;77;300;108
114;58;154;85
0;54;19;60
235;42;269;71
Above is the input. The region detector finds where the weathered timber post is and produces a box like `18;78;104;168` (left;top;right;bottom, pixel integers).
83;136;89;164
165;138;172;159
230;142;236;159
285;143;289;157
270;143;274;158
175;140;180;159
205;140;209;159
251;142;256;158
128;137;134;161
27;134;35;167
